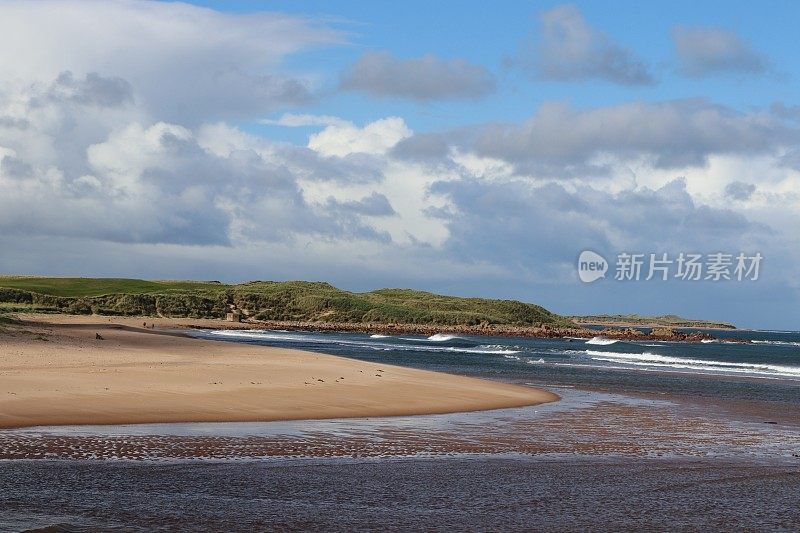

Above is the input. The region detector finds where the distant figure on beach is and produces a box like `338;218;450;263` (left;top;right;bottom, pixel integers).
95;333;104;340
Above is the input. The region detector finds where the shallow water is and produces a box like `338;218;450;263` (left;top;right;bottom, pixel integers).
2;457;799;532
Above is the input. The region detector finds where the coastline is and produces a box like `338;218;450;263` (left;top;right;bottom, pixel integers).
0;315;558;429
132;315;715;342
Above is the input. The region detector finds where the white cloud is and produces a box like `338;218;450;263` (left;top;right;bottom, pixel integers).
0;0;343;124
308;117;412;157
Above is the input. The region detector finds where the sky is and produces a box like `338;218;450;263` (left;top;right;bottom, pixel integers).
0;0;798;328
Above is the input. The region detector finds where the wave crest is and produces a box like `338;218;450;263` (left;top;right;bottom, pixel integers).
585;336;618;345
584;350;800;378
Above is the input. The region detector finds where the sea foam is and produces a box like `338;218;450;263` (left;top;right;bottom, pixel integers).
585;336;618;345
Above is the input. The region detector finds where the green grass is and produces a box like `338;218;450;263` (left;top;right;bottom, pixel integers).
0;276;572;327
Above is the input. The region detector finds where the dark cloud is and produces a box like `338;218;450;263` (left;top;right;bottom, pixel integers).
340;51;495;101
771;102;800;122
672;26;768;77
42;71;134;108
273;144;385;184
430;177;765;274
513;4;653;86
725;181;757;201
780;149;800;171
390;133;451;161
430;179;605;270
156;69;314;125
0;155;33;179
469;99;798;172
327;192;397;217
0;116;29;129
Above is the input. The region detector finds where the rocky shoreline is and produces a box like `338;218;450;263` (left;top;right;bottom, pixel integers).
185;319;717;343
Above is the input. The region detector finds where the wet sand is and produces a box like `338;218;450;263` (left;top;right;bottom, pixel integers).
4;386;798;461
0;315;557;429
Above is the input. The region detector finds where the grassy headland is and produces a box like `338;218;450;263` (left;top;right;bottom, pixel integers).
571;313;736;330
0;276;572;327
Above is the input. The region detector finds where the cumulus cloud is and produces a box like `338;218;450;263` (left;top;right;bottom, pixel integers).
308;116;412;157
672;26;768;77
0;3;400;249
0;67;408;246
513;4;653;85
340;51;495;100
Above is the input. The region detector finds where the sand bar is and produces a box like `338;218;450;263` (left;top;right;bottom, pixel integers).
0;315;557;429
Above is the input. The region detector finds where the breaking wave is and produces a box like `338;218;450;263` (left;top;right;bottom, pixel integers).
204;330;519;355
427;333;462;342
751;340;800;347
585;336;618;345
584;350;800;379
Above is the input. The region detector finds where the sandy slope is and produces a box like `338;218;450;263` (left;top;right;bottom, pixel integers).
0;315;557;429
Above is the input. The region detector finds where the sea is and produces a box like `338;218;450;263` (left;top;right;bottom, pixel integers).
1;327;798;531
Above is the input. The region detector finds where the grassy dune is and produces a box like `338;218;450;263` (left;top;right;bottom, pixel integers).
0;276;571;327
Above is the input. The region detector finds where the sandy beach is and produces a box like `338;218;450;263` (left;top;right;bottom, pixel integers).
0;315;557;429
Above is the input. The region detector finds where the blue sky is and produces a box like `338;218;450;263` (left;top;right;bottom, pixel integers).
0;1;798;328
208;0;800;137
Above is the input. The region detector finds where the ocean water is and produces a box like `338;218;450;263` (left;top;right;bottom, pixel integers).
1;327;798;531
198;327;800;406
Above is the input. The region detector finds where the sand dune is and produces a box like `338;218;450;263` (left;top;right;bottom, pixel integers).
0;315;557;429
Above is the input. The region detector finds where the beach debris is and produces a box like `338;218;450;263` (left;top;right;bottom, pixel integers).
95;333;104;340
